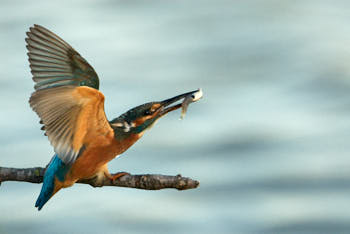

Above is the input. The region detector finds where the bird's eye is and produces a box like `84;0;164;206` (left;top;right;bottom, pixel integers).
145;110;153;115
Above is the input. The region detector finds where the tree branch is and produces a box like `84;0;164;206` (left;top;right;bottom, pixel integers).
0;166;199;190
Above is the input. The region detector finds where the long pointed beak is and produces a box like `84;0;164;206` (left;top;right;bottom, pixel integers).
158;89;199;117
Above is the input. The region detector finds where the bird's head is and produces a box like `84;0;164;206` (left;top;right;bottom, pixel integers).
110;90;199;139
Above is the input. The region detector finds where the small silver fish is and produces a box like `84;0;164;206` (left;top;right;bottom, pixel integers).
180;88;203;119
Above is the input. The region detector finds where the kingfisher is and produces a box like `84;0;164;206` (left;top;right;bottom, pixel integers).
26;24;200;210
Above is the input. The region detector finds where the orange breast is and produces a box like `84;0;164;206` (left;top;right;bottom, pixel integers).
65;131;142;183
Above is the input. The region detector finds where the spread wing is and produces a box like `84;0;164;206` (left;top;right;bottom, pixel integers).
29;86;113;164
26;24;99;90
26;25;111;164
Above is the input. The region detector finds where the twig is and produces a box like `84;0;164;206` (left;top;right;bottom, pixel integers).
0;167;199;190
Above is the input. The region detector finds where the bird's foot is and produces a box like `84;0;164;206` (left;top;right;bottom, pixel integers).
108;172;130;182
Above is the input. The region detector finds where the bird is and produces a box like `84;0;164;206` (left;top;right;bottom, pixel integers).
26;24;200;210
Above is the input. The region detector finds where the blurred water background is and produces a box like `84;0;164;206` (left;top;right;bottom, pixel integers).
1;1;350;233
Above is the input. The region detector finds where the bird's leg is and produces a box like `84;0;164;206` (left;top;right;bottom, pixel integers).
111;172;130;181
101;164;129;182
103;170;129;182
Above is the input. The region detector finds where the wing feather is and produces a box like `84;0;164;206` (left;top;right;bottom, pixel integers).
30;86;112;164
27;25;108;164
26;24;100;90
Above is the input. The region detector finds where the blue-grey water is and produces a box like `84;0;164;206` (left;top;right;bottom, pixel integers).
1;1;350;233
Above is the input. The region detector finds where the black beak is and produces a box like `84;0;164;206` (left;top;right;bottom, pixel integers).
158;89;199;117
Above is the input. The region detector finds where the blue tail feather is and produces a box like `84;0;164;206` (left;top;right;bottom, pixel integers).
35;155;70;211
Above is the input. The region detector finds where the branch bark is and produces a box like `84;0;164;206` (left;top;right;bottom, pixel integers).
0;167;199;190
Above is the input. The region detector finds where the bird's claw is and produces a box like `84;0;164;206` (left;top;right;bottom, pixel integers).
110;172;130;182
